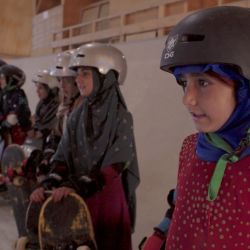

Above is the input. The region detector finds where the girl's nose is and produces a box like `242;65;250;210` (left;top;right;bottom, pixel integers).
76;75;82;85
182;83;197;107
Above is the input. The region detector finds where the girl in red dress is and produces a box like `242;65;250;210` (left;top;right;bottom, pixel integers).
159;6;250;250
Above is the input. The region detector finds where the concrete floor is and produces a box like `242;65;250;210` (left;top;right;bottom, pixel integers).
0;194;18;250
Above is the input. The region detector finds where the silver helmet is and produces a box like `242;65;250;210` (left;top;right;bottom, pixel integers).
69;43;127;84
50;50;77;77
32;69;59;89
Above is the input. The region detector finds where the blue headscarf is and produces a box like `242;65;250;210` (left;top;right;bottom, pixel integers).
173;64;250;162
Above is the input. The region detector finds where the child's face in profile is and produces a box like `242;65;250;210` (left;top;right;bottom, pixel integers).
178;72;236;133
36;83;49;100
76;68;94;97
60;77;77;99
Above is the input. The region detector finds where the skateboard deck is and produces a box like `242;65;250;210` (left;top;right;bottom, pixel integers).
39;192;96;250
1;144;26;186
25;199;43;249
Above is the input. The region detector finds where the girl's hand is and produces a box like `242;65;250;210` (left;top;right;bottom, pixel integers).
6;113;18;126
51;186;75;203
26;129;35;138
35;131;43;139
30;187;45;203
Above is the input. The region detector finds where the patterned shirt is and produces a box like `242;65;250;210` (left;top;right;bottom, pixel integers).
166;134;250;250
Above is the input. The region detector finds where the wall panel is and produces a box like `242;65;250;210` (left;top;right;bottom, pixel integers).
0;0;33;57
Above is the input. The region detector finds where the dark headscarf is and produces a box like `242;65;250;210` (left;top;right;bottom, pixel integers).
34;88;60;136
53;69;140;226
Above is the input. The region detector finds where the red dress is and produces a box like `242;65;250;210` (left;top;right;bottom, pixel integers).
85;166;132;250
166;134;250;250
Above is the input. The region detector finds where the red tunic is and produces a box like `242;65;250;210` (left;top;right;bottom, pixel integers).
166;134;250;250
85;166;132;250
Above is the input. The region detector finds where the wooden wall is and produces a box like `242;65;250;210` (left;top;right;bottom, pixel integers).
108;0;151;15
63;0;99;27
0;0;33;58
36;0;61;14
32;5;63;56
0;0;247;57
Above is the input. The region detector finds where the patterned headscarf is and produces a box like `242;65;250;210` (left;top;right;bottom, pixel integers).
34;89;60;134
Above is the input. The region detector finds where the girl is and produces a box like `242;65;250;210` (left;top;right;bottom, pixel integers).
0;65;33;246
0;64;32;145
30;43;140;250
25;52;81;250
160;6;250;250
36;51;82;181
32;69;60;145
50;50;82;136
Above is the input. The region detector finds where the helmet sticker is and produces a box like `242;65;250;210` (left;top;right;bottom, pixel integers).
164;34;178;59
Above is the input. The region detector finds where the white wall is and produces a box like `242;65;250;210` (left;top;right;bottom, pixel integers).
10;37;195;248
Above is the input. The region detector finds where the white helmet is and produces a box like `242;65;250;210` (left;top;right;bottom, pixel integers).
69;43;127;84
50;50;77;77
32;69;59;89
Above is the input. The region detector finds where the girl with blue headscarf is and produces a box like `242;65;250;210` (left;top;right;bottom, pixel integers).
157;6;250;250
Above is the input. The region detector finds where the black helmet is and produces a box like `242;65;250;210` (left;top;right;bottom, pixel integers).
160;6;250;79
0;64;26;88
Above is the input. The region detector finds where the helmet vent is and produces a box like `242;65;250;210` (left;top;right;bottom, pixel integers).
77;54;85;58
181;34;205;42
56;66;63;69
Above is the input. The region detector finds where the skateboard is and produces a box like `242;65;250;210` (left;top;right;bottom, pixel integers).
1;141;43;185
25;199;43;249
39;192;96;250
1;144;26;186
1;144;40;249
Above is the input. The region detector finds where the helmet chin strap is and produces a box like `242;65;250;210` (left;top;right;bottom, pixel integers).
3;82;17;92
